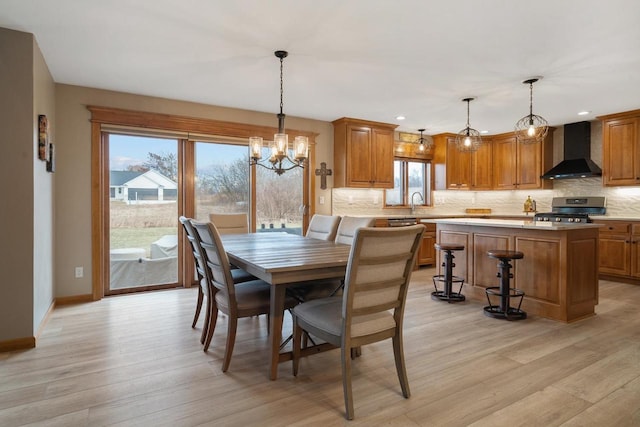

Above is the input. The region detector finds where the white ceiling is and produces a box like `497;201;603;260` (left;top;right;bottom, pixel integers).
1;0;640;135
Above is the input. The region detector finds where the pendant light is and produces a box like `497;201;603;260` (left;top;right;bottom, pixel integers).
249;50;309;175
455;97;482;152
514;77;549;144
416;128;433;152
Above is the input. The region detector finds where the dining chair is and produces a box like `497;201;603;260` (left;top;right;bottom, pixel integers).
334;216;376;245
209;213;249;234
306;214;341;241
292;224;425;420
190;220;298;371
179;216;255;346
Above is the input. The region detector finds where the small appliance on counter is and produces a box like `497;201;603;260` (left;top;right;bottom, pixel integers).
534;196;606;223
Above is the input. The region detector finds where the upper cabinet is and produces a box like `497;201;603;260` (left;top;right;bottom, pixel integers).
491;130;553;190
599;109;640;187
332;117;397;188
432;134;492;190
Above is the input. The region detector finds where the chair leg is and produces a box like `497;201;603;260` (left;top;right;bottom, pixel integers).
341;345;355;420
201;293;210;345
221;316;238;372
192;287;204;329
392;333;411;398
203;305;218;352
292;318;302;376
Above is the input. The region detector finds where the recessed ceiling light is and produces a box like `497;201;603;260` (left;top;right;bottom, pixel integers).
480;130;489;134
578;111;591;116
396;115;406;120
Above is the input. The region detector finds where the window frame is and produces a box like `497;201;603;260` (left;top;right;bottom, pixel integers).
384;158;431;208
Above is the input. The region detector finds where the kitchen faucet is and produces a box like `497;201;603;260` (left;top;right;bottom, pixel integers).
410;191;424;214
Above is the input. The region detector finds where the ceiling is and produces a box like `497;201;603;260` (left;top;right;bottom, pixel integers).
1;0;639;135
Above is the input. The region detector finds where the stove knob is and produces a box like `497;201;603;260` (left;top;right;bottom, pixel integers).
568;218;574;222
575;218;581;223
545;217;550;221
555;217;562;222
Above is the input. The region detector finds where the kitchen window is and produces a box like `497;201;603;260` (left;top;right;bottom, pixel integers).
385;159;431;207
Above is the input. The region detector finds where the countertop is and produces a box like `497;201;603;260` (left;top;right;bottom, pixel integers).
421;217;603;230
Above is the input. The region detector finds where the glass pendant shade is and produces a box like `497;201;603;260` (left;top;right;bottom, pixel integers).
416;128;433;152
514;77;549;144
455;98;482;152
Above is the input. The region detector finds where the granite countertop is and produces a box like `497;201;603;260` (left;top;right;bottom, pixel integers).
421;217;603;230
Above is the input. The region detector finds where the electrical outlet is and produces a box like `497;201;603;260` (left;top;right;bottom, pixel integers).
319;196;325;205
348;195;354;205
75;267;83;278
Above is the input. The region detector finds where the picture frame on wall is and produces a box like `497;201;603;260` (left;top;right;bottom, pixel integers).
38;114;49;161
46;143;55;173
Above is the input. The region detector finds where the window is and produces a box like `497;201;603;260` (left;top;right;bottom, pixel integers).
385;159;431;207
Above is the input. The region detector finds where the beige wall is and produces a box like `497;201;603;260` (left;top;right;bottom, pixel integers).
54;85;336;297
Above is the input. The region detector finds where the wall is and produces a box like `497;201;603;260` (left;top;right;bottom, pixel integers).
333;120;640;218
0;28;36;341
32;37;56;332
54;85;335;297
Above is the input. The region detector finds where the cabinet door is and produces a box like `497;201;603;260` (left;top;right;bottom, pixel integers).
418;232;436;266
599;235;631;276
492;136;517;189
371;128;394;188
446;138;471;189
471;140;492;190
517;140;543;189
603;118;639;186
346;126;373;187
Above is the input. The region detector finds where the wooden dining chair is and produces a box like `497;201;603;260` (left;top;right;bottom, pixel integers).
179;216;255;346
306;214;341;241
334;216;376;245
209;213;249;234
292;224;425;420
190;220;298;371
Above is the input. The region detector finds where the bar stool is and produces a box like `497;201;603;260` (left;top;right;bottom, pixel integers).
432;243;465;303
484;250;527;320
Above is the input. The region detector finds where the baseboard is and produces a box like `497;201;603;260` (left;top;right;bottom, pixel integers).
0;336;35;353
56;294;94;305
35;300;56;341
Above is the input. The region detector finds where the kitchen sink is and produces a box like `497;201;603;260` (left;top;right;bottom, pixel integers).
387;218;418;227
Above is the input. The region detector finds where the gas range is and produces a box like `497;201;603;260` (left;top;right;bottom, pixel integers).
534;196;606;224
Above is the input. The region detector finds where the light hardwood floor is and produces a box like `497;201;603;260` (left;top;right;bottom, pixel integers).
1;267;639;426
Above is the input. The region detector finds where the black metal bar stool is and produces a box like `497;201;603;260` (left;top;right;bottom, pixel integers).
484;250;527;320
432;243;465;303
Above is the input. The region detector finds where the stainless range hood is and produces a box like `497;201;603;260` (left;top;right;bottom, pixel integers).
541;121;602;180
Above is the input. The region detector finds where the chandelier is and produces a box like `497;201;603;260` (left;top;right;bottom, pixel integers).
249;50;308;175
455;97;482;152
416;128;433;152
514;77;549;144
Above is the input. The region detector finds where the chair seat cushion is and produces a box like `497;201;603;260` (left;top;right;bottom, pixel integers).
215;279;298;312
231;268;256;284
293;297;396;338
287;278;342;302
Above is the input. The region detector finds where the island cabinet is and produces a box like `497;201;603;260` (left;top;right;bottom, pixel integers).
491;131;554;190
599;109;640;187
433;218;600;322
594;220;640;282
332;117;397;188
432;133;492;190
375;219;436;267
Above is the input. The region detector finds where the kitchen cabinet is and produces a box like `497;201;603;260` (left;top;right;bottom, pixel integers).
599;110;640;187
595;220;640;282
432;134;492;190
332;117;397;188
417;223;436;266
491;131;553;190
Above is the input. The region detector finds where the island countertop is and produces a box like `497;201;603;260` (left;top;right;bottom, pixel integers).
422;217;603;230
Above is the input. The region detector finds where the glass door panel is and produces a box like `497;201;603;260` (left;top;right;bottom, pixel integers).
108;134;179;293
255;159;303;235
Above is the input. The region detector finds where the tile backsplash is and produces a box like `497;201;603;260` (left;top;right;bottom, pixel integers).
332;179;640;218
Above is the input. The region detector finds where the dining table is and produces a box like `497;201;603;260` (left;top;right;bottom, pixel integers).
221;232;352;380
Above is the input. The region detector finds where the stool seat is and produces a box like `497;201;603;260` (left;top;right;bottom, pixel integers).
435;243;465;251
487;250;524;260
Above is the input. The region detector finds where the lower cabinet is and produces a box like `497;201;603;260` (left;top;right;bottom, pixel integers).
417;223;436;266
596;220;640;281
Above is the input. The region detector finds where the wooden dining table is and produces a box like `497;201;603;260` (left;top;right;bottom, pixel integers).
221;232;352;380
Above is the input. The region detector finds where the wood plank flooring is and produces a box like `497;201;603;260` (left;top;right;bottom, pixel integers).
1;267;639;426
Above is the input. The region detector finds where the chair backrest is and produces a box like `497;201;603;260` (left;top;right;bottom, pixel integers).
179;216;207;287
190;220;238;314
342;225;425;340
306;214;341;241
209;213;249;235
334;216;376;245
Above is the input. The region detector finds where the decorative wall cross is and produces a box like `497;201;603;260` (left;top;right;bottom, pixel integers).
314;162;332;189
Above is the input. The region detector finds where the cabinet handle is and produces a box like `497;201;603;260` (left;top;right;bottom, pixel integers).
609;227;614;230
626;240;631;243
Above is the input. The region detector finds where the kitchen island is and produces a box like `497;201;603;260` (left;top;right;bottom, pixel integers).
424;218;601;322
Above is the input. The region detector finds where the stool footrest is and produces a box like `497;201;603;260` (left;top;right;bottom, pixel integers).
432;275;466;303
483;286;526;321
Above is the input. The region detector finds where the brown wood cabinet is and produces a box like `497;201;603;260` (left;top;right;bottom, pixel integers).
332;117;397;188
491;131;553;190
432;134;492;190
599;110;640;187
595;220;640;282
417;223;436;266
